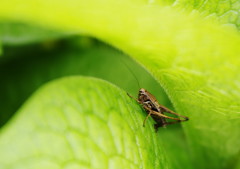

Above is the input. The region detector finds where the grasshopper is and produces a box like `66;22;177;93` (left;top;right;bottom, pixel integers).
128;88;189;132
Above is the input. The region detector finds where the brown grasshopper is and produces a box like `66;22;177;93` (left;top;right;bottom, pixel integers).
128;88;189;132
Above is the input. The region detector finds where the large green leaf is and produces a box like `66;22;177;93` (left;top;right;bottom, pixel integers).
0;76;168;169
0;22;75;46
0;0;239;169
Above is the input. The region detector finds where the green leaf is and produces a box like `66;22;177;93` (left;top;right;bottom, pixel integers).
0;22;75;45
0;76;168;169
171;0;240;29
0;1;239;169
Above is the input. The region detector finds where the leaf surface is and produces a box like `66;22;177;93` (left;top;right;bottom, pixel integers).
0;76;168;169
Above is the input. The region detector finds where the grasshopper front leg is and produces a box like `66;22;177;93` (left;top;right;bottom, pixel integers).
142;110;153;127
127;93;141;104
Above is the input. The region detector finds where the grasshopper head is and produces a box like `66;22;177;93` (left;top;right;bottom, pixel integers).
139;88;147;94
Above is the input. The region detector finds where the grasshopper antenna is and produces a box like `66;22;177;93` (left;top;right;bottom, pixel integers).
120;57;141;89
